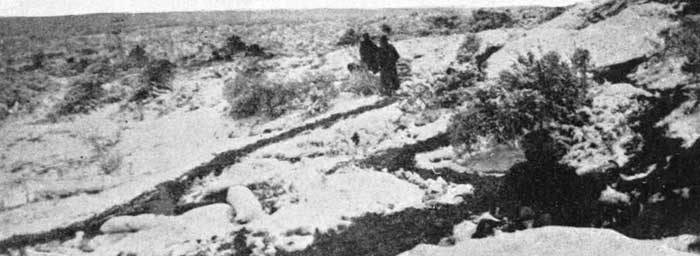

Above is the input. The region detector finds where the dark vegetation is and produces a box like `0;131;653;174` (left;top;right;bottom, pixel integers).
468;9;515;32
0;71;55;120
54;77;105;116
129;59;177;102
212;35;271;61
431;66;483;108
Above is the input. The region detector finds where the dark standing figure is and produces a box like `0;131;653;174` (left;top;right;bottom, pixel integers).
377;35;400;96
359;33;379;73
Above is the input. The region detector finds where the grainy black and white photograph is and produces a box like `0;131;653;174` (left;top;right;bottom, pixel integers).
1;0;700;255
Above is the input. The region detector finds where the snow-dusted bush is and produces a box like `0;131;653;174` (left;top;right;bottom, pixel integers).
559;83;650;174
432;65;483;108
223;72;295;118
224;66;338;118
448;51;588;153
291;71;339;116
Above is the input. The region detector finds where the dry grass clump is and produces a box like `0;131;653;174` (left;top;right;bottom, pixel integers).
129;59;176;103
53;77;105;116
342;68;382;96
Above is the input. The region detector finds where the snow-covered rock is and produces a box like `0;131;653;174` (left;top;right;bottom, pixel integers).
90;203;236;256
657;98;700;148
400;226;694;256
435;184;474;205
484;2;675;79
599;186;631;205
226;185;264;223
452;221;478;242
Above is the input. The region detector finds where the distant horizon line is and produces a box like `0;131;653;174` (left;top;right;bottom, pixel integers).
0;3;574;18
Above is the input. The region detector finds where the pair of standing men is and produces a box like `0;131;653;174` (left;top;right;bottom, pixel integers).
359;33;400;96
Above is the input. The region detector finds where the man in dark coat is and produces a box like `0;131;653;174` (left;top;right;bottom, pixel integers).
377;35;400;96
359;33;379;73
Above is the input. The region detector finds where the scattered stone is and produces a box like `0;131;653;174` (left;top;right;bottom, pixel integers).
226;185;264;223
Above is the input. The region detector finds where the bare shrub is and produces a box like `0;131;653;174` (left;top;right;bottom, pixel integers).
342;68;382;96
293;72;339;116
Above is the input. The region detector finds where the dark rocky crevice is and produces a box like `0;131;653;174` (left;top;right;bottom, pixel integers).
611;87;700;239
0;98;397;250
592;56;647;84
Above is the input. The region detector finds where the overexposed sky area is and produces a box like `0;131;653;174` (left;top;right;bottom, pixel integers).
0;0;585;17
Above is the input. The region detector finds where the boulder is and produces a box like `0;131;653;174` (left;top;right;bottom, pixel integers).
226;185;264;223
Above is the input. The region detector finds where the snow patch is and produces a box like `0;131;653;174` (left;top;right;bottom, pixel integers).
400;226;694;256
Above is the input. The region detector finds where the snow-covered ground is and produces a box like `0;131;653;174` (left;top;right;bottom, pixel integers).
400;226;695;256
